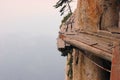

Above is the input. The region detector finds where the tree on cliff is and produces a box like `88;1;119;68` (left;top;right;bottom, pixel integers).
54;0;72;16
67;0;119;80
61;0;120;80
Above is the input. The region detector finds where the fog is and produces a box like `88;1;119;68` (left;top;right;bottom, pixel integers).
0;5;66;80
0;0;77;79
0;31;66;80
0;15;67;80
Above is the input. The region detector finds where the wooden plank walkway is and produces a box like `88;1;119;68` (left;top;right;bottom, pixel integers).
57;11;120;80
67;33;113;53
58;31;120;79
59;32;113;61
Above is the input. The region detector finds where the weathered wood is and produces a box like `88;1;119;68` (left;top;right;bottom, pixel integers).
119;11;120;28
62;36;112;61
67;32;115;54
57;38;65;48
110;42;120;80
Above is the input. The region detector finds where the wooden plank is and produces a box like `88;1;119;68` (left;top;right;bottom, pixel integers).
67;33;114;53
110;42;120;80
57;38;65;48
62;36;112;61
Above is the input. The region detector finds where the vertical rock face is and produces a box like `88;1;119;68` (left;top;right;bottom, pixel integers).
63;0;119;80
65;49;110;80
75;0;119;32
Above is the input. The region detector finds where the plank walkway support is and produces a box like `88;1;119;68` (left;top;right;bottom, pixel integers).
58;22;120;80
57;38;65;49
60;34;113;61
110;42;120;80
58;31;120;80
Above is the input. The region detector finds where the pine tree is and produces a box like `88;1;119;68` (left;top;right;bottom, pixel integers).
54;0;72;16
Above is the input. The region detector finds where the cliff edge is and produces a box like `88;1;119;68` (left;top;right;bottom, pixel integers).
57;0;120;80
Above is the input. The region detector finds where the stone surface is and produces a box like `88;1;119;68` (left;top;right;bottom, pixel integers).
61;0;119;80
75;0;118;32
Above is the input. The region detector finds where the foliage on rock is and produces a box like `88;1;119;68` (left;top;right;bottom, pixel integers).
67;53;73;79
62;13;72;23
54;0;72;16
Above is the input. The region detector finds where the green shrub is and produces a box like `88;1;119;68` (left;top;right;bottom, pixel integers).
67;53;73;79
61;13;72;23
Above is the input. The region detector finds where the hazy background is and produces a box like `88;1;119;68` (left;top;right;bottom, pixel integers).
0;0;76;80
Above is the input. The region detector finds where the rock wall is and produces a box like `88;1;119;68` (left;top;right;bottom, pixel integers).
65;49;110;80
63;0;119;80
74;0;119;32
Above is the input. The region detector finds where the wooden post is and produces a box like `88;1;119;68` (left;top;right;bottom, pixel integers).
110;42;120;80
118;9;120;28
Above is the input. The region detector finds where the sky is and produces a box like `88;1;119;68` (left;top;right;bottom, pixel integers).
0;0;76;80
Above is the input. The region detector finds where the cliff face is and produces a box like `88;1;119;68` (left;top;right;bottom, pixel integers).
62;0;119;80
75;0;118;32
65;49;110;80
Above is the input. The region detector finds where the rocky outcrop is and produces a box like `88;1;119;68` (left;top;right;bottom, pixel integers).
75;0;119;32
57;0;120;80
65;49;110;80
